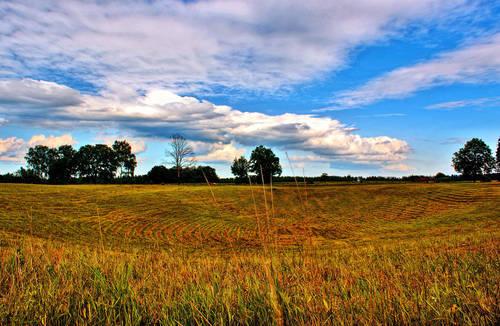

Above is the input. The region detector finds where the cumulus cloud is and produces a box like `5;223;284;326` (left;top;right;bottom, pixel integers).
0;0;468;93
0;79;410;167
28;134;76;147
332;33;500;108
0;134;76;162
285;154;332;170
0;79;81;108
0;137;25;162
194;142;245;163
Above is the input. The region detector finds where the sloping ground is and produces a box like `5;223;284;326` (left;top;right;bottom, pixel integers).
0;182;498;250
0;183;498;324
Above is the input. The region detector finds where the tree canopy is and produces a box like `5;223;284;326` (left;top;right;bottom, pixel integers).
147;165;218;184
25;145;57;179
452;138;495;180
230;156;250;183
112;140;137;177
15;138;221;184
23;141;138;183
48;145;77;183
496;137;500;173
249;145;282;183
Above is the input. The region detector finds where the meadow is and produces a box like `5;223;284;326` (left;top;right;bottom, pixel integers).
0;182;499;324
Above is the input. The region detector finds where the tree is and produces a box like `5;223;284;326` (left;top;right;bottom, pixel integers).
112;140;137;177
182;166;219;183
25;145;57;179
48;145;77;183
76;144;119;182
249;145;282;183
435;172;446;178
147;165;174;183
496;137;500;173
166;134;195;183
16;167;41;183
452;138;495;181
434;172;449;183
147;165;218;184
231;156;249;183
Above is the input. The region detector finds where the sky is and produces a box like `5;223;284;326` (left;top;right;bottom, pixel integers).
0;0;499;177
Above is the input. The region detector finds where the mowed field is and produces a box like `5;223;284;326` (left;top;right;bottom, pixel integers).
0;182;499;324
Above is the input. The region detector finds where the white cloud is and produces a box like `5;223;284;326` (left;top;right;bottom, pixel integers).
383;163;413;172
0;79;81;109
0;0;469;93
0;137;25;162
285;154;332;170
332;33;500;108
425;96;500;110
288;154;330;163
0;134;76;162
195;142;245;163
0;79;410;167
28;134;76;148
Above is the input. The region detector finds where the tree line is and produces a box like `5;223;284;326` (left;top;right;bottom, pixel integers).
0;136;498;184
227;137;500;183
0;135;222;184
22;140;137;183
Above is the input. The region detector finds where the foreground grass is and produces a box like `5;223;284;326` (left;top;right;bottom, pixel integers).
1;235;498;324
0;183;499;324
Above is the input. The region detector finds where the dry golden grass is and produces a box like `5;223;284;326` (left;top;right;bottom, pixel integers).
0;182;499;324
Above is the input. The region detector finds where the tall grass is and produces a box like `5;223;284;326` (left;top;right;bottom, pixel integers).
0;235;498;324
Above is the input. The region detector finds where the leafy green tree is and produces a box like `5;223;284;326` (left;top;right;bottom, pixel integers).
147;165;218;184
48;145;77;183
496;137;500;173
452;138;495;180
75;145;93;180
112;140;137;177
76;144;119;182
25;145;57;179
148;165;173;183
231;156;249;183
249;145;282;183
319;173;329;181
183;166;219;183
16;167;41;183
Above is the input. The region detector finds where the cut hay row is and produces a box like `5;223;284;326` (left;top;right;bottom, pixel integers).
0;183;498;250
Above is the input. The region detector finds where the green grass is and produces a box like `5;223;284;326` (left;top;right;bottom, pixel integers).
0;182;499;324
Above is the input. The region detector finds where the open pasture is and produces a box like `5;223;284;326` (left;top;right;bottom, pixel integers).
0;182;498;250
0;182;499;324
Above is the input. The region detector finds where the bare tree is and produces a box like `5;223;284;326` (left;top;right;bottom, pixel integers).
166;134;196;183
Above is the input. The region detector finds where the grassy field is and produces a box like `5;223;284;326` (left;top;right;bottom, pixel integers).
0;182;499;324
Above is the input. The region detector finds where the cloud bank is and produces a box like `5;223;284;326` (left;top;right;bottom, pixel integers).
0;0;468;93
0;134;76;162
0;79;410;166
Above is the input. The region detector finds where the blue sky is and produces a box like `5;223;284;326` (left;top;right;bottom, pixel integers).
0;0;499;177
